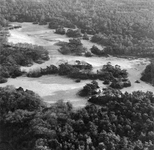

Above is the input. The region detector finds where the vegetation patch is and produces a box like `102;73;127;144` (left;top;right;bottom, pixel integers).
0;43;49;83
55;27;66;35
66;29;82;38
59;38;87;55
141;62;154;85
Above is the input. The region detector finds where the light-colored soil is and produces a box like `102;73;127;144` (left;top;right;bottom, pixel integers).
1;22;153;107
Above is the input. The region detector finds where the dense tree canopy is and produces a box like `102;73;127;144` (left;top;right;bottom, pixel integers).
0;43;49;83
0;86;154;150
59;38;87;55
0;0;154;56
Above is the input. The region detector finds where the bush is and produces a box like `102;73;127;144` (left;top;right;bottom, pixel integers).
55;27;65;35
85;51;92;57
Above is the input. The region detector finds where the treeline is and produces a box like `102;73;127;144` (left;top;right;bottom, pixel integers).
27;62;130;89
0;86;154;150
1;0;154;56
55;28;89;43
0;43;49;83
27;61;93;79
91;33;154;56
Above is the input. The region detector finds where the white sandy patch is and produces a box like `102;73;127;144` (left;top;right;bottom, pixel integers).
8;30;35;44
0;75;93;107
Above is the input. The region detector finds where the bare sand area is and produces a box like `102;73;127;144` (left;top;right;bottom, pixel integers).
2;22;153;107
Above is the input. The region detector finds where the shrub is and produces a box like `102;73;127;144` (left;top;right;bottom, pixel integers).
85;51;92;57
55;27;65;35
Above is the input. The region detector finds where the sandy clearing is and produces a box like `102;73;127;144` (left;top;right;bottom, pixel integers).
1;22;154;107
0;75;103;107
8;29;35;44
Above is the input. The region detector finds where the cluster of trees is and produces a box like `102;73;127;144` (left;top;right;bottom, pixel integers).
141;60;154;85
99;62;128;80
27;65;59;78
55;28;90;42
0;43;49;83
27;61;92;79
66;29;82;38
79;80;99;97
55;27;90;41
27;62;130;89
59;38;87;55
98;62;131;89
1;86;154;150
79;77;131;99
78;63;130;97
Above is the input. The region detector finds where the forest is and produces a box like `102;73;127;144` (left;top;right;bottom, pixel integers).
0;86;154;150
1;0;154;56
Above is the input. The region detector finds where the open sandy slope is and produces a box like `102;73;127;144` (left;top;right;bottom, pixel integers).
2;22;153;107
